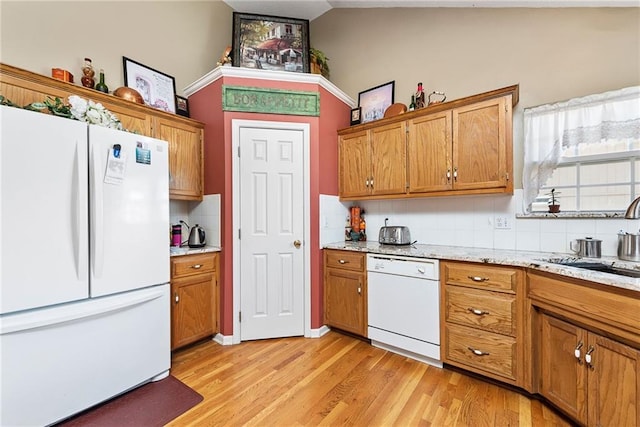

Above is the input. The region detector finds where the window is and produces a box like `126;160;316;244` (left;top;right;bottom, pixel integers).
534;149;640;213
523;86;640;214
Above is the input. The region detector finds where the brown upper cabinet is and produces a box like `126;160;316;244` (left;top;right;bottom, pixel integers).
0;63;204;201
338;85;518;201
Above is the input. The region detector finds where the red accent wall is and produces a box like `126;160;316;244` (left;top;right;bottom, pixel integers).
189;74;350;336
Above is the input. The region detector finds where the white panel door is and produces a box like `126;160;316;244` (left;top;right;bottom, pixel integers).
0;106;89;314
89;125;169;297
239;126;304;340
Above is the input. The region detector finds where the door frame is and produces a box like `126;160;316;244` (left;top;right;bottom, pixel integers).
232;119;311;344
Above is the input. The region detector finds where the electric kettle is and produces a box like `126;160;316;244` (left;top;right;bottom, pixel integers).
187;224;206;248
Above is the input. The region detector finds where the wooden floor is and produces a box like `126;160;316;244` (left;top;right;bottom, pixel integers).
168;331;571;426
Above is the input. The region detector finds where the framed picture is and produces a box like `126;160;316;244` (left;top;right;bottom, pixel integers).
123;57;177;113
232;12;310;73
175;95;190;118
358;81;395;123
350;107;361;126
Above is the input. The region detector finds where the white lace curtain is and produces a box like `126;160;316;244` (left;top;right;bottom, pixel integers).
522;85;640;212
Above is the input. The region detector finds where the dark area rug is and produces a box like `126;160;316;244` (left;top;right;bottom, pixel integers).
56;376;203;427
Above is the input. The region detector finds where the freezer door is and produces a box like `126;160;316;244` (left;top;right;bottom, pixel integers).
0;106;89;314
89;125;169;297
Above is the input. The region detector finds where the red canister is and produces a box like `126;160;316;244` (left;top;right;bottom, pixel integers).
350;207;361;232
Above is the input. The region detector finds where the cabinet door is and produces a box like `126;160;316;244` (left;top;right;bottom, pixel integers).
453;96;509;191
339;130;370;198
156;117;203;200
370;122;406;195
407;111;452;193
171;273;214;350
587;333;640;427
106;103;152;137
540;314;588;424
324;268;366;336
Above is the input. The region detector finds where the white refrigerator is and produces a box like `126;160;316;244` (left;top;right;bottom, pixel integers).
0;105;171;426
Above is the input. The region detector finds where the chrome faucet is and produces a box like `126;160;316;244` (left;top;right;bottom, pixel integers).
625;196;640;219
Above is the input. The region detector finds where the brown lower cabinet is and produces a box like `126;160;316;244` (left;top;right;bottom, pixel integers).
323;250;367;337
170;252;219;350
540;314;640;426
530;271;640;427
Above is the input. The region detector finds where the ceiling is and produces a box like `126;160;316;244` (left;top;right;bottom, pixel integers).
222;0;639;21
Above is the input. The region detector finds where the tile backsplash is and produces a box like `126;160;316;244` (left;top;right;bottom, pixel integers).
170;194;221;247
319;190;640;257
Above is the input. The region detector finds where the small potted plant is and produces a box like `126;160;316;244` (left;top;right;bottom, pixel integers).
548;188;561;213
310;47;330;79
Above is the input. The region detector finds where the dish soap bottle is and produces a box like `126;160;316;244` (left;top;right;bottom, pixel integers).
95;69;109;93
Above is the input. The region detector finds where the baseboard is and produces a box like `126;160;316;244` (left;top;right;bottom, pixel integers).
213;333;233;345
307;325;331;338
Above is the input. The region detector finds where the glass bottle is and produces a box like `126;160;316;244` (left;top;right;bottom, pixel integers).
409;95;416;112
95;69;109;93
80;58;95;89
415;82;425;109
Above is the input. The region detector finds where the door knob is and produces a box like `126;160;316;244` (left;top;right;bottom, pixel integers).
293;240;301;248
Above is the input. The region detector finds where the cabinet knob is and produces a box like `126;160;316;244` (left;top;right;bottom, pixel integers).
174;293;179;304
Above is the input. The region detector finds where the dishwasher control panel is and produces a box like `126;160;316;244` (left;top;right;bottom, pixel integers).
366;254;439;280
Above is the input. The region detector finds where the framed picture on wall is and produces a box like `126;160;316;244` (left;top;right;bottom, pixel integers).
358;81;395;123
232;12;310;73
350;107;361;126
123;57;176;114
175;95;190;118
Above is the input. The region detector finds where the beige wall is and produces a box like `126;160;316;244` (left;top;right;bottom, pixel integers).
0;1;233;95
311;7;640;186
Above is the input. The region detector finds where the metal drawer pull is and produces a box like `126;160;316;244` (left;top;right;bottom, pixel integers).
174;293;179;303
574;342;583;361
467;307;489;316
585;346;595;368
190;264;202;269
468;275;489;282
468;347;490;356
338;259;349;264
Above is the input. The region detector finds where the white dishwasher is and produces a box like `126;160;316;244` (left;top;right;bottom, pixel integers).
367;253;442;368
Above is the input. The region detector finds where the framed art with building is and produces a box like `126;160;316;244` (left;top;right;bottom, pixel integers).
123;57;176;114
232;12;310;73
358;81;395;123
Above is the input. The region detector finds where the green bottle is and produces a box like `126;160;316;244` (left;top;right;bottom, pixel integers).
95;69;109;93
409;95;416;112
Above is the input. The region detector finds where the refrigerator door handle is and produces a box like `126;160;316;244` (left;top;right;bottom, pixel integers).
91;144;104;279
73;140;87;281
0;287;166;334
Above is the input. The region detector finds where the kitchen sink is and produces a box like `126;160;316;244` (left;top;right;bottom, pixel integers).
544;259;640;278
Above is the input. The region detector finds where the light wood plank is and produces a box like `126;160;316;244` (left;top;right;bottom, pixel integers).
168;331;571;426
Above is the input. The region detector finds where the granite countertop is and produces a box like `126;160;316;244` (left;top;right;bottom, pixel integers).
324;241;640;293
170;245;221;257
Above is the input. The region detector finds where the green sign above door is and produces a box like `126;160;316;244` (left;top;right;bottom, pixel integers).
222;85;320;116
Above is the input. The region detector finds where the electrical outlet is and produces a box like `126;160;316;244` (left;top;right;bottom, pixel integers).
494;216;511;229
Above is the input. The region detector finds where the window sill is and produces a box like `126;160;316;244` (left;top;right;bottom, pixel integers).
517;212;626;219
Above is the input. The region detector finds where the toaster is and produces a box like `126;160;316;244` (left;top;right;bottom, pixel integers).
378;226;412;245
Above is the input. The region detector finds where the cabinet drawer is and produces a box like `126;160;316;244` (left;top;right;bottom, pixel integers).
171;253;215;278
442;262;519;293
445;285;516;336
325;250;365;272
444;323;516;381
